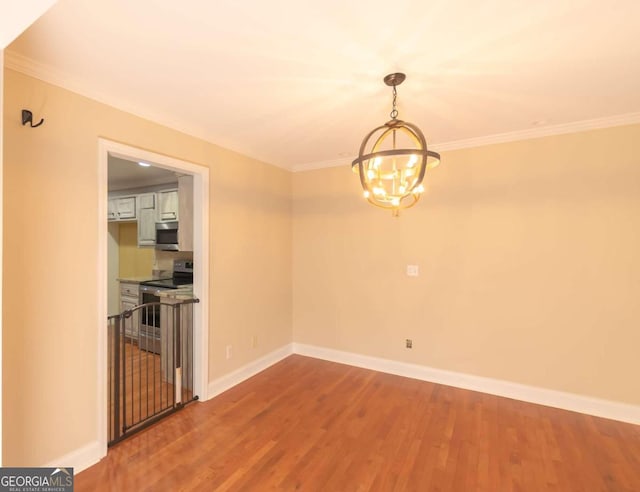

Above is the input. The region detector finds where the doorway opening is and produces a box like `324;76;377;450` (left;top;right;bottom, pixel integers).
98;139;209;455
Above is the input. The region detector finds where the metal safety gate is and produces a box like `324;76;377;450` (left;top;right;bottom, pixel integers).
108;298;199;446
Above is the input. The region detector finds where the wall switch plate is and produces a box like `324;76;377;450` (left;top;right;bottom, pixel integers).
406;339;413;349
407;265;419;277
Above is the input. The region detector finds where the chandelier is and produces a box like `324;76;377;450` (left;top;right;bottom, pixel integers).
352;73;440;216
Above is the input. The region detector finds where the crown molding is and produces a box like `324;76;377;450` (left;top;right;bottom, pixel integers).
292;112;640;172
433;112;640;153
7;51;640;174
5;50;168;125
4;51;291;171
292;113;640;172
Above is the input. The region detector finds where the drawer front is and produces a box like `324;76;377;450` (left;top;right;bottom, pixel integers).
120;282;139;298
121;295;139;304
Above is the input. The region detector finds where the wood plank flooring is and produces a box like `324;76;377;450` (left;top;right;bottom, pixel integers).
108;340;193;442
81;354;640;491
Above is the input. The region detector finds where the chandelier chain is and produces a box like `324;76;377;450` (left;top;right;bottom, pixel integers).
390;85;398;120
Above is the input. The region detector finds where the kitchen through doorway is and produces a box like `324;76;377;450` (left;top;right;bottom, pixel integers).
98;139;210;456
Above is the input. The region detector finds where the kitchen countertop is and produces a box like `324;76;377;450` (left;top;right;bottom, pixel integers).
117;277;196;300
157;285;196;301
117;276;155;284
117;270;173;284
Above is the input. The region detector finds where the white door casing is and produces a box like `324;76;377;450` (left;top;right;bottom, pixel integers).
97;138;210;459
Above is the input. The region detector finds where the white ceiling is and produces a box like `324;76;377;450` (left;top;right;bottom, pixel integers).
7;0;640;170
0;0;56;48
108;156;178;191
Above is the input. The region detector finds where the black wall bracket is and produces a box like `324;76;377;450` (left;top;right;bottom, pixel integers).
21;109;44;128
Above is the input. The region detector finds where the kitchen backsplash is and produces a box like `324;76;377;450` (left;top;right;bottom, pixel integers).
153;250;193;277
117;222;155;278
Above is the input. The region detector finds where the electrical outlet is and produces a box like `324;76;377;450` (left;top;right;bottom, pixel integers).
226;345;232;359
407;265;419;277
406;339;413;349
251;335;257;349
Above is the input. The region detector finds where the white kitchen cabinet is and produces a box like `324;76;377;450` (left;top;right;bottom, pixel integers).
108;196;137;221
178;175;194;251
137;193;157;246
107;199;118;220
157;189;179;222
119;282;140;340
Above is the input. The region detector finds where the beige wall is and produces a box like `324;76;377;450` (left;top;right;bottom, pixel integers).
117;222;154;278
293;124;640;406
2;68;292;465
0;49;4;467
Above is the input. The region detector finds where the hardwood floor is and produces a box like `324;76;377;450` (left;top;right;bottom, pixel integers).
108;340;193;443
81;355;640;491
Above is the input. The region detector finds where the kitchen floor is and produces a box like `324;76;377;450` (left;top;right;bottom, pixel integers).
108;339;193;443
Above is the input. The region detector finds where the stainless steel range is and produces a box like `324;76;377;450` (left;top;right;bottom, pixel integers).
139;259;193;353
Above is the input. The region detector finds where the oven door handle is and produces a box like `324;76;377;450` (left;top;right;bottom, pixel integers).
140;286;165;297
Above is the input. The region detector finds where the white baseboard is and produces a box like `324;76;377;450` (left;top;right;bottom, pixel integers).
292;343;640;426
44;440;103;474
208;344;293;399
